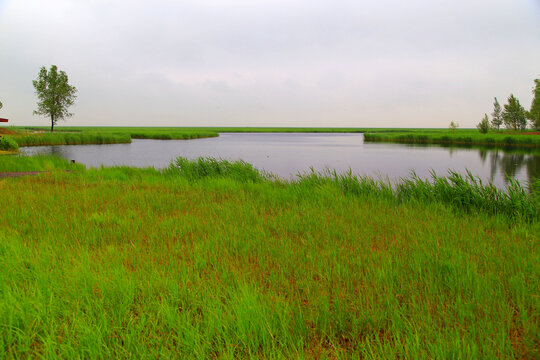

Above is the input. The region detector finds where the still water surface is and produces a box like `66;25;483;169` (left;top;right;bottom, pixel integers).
20;133;539;188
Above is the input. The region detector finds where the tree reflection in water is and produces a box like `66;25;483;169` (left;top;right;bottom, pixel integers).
480;149;540;189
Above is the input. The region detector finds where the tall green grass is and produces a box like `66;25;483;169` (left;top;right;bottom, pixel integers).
165;157;268;183
364;130;540;149
0;154;83;172
0;156;538;358
293;168;538;222
0;136;19;152
129;131;219;140
9;129;218;147
165;157;539;221
14;126;540;151
14;132;132;147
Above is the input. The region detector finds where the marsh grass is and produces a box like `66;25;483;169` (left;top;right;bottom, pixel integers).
395;170;539;221
0;156;538;359
165;157;269;183
293;167;538;222
8;129;217;148
129;131;218;140
14;132;132;147
0;136;19;152
364;130;540;149
0;154;84;172
13;126;540;151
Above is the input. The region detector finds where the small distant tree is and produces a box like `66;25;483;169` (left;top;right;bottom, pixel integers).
491;97;503;130
32;65;77;132
477;114;490;133
527;78;540;130
502;94;527;131
449;121;459;131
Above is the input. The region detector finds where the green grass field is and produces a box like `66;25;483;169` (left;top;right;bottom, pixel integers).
0;156;538;358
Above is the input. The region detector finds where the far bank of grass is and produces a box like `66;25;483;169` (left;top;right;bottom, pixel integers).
364;129;540;149
0;156;538;358
18;126;369;133
14;131;132;147
8;126;540;150
2;127;219;148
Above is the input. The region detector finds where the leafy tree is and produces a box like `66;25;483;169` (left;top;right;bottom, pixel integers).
449;121;459;131
527;78;540;130
502;94;527;131
477;114;490;133
491;97;503;130
32;65;77;132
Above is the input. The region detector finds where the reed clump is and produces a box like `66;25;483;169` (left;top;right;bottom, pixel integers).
10;128;218;147
364;130;540;149
280;166;538;222
14;132;132;147
129;131;219;140
395;170;539;221
161;158;539;221
165;157;267;183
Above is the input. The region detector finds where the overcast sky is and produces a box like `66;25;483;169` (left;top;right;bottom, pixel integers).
1;0;539;128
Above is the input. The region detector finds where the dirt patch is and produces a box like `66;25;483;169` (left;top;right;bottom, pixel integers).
0;128;17;135
0;171;45;178
521;132;540;135
0;170;72;177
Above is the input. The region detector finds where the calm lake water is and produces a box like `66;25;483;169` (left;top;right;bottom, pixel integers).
20;133;539;188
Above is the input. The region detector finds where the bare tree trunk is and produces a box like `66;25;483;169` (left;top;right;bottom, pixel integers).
51;115;54;132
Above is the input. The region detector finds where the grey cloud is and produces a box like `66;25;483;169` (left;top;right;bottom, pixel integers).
0;0;539;127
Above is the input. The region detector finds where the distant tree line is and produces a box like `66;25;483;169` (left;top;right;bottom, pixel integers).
478;78;540;133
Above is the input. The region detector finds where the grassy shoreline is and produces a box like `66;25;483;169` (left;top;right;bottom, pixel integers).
2;127;221;148
5;126;539;150
0;156;538;358
364;130;540;149
14;132;132;147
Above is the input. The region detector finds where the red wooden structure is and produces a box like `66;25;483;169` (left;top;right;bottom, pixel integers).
0;118;8;123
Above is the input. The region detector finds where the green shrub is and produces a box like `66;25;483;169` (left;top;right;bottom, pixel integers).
504;136;516;146
0;136;19;151
477;114;490;134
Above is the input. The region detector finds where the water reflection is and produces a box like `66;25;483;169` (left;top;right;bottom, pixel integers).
483;149;539;187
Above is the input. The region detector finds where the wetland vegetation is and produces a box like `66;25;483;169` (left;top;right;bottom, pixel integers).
363;129;540;149
3;126;540;151
1;126;539;358
0;154;538;358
